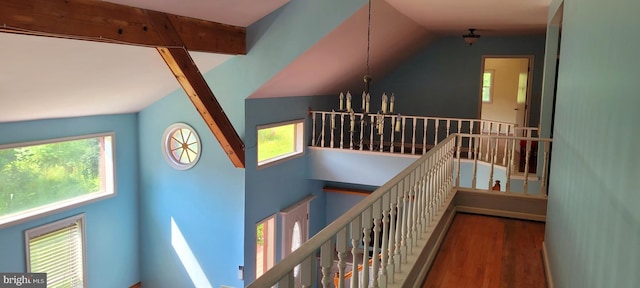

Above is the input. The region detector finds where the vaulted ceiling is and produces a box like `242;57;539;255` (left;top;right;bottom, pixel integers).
0;0;550;123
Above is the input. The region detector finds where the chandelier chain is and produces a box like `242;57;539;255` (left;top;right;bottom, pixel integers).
366;0;372;76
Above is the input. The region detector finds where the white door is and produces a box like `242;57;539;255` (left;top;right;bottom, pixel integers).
281;196;314;288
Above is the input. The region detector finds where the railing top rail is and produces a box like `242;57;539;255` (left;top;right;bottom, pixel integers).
456;133;552;142
310;110;516;124
247;134;458;288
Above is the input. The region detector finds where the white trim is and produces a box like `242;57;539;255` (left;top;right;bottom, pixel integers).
257;119;305;169
0;133;116;229
25;213;88;288
542;241;554;288
456;206;546;222
308;146;421;160
161;123;202;170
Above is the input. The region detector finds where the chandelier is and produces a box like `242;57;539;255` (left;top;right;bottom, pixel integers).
334;0;400;135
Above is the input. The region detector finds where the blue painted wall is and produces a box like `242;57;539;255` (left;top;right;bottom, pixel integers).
244;96;330;285
205;0;367;139
544;0;640;287
0;114;140;288
138;90;245;288
372;35;546;126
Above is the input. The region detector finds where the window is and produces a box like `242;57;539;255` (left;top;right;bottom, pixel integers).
255;215;276;278
482;70;494;103
0;133;115;228
257;119;304;167
162;123;201;170
25;214;87;288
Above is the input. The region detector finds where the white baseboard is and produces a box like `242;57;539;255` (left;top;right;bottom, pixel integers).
410;205;457;288
456;206;546;222
542;241;554;288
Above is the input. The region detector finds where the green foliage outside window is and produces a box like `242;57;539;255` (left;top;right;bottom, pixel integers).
257;124;295;163
0;137;103;217
482;70;493;103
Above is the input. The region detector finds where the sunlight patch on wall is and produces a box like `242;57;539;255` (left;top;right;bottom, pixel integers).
171;217;213;288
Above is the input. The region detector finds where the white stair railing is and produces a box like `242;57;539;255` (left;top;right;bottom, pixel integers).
310;111;515;155
249;132;552;288
454;133;552;196
248;135;458;288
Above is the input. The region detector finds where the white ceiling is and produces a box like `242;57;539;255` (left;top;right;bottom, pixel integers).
0;0;551;123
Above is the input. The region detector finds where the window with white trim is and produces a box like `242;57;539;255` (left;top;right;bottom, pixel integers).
25;214;87;288
255;214;276;278
482;70;495;103
0;133;115;228
257;119;304;167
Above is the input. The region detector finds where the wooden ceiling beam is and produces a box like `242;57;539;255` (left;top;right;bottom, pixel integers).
0;0;246;54
147;10;245;168
0;0;247;167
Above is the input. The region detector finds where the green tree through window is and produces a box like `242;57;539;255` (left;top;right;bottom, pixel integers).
0;135;112;220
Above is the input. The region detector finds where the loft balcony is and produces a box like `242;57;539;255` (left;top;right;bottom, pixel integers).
249;111;551;288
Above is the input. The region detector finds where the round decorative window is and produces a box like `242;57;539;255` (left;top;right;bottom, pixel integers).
162;123;201;170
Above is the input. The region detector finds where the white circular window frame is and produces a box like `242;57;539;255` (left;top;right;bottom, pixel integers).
162;123;202;170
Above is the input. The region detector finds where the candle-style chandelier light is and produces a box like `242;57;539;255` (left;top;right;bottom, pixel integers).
333;0;400;135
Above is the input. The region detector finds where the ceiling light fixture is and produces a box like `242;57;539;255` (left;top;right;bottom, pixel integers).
463;28;481;46
336;0;398;134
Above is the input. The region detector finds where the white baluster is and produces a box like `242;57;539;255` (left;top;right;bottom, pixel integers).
488;137;495;190
478;122;484;161
370;115;375;151
320;240;334;288
394;183;404;273
390;115;396;153
401;117;406;154
423;118;428;155
507;138;516;193
336;228;349;288
350;216;362;288
312;112;317;147
301;255;313;288
338;113;343;149
411;118;417;155
387;187;398;283
379;117;385;152
380;192;390;287
350;111;355;150
278;271;293;288
434;119;440;145
472;136;479;189
320;112;326;147
503;125;511;165
359;114;365;151
467;121;475;159
371;199;382;288
456;135;462;187
523;139;532;194
410;171;420;243
504;138;511;192
404;177;414;254
361;208;372;288
400;179;409;264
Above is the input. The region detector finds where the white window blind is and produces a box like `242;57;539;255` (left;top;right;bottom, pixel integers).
26;214;86;288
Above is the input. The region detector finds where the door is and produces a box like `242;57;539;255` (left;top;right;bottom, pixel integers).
480;56;533;130
281;196;314;288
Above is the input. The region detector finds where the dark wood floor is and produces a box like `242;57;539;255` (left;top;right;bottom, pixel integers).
422;213;546;288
